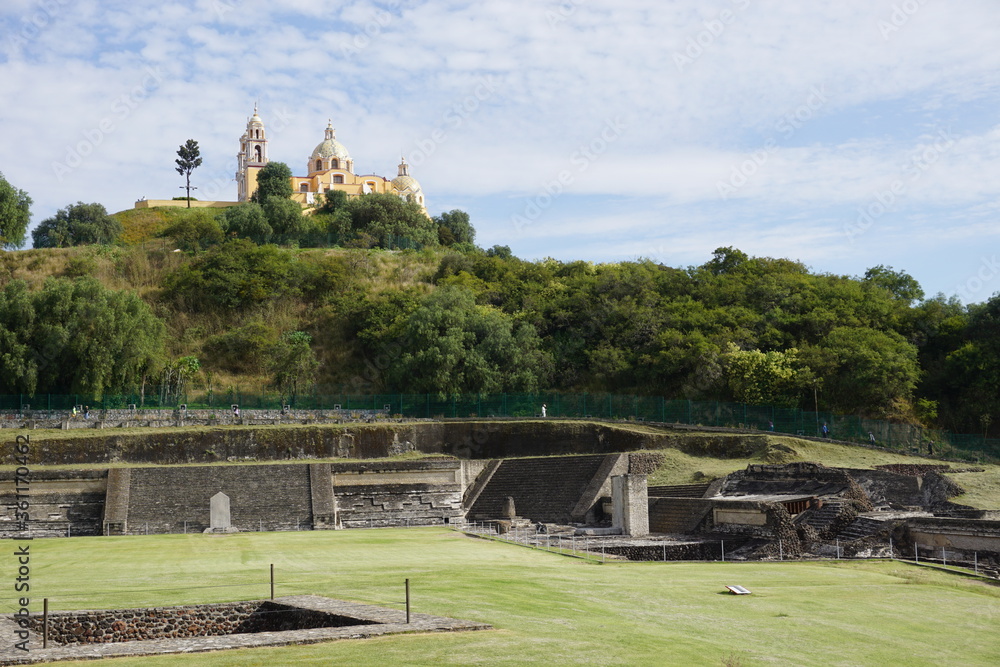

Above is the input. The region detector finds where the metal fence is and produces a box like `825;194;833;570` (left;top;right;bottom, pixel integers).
2;391;998;462
456;522;999;576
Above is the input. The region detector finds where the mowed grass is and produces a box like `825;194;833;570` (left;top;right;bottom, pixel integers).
5;528;999;666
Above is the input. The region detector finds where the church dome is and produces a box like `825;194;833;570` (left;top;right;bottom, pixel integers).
391;158;423;201
311;122;351;161
391;174;422;194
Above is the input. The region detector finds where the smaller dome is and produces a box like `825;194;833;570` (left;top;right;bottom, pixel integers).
311;122;351;162
392;174;422;194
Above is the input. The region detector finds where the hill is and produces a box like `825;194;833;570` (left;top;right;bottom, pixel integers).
3;210;1000;440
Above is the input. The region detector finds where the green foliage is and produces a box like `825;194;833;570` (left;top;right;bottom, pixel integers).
0;171;32;250
722;343;806;406
342;193;439;248
203;319;279;375
864;264;924;303
162;239;301;311
175;139;203;207
32;202;123;248
251;161;293;203
318;188;348;214
218;203;271;244
261;196;309;239
160;355;200;404
384;286;551;395
160;209;224;251
0;277;165;397
800;327;919;416
269;330;319;402
434;209;475;245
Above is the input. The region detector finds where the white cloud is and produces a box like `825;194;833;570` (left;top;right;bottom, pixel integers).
2;0;999;299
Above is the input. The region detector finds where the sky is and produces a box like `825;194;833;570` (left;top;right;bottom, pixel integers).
1;0;999;302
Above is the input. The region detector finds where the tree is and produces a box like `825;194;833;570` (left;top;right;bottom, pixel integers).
0;171;32;250
261;196;308;239
0;277;165;397
385;286;551;394
162;239;301;311
269;331;318;403
32;202;123;248
218;202;272;244
863;265;924;304
799;327;919;416
434;209;475;245
175;139;203;208
251;161;293;203
160;209;224;251
343;193;439;248
160;356;200;405
722;343;806;406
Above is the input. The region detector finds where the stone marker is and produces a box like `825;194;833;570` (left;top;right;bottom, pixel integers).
502;496;517;519
206;491;238;533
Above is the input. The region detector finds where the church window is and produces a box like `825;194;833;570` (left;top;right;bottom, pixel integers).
332;159;339;169
333;175;344;184
316;159;323;171
254;146;262;162
300;183;309;193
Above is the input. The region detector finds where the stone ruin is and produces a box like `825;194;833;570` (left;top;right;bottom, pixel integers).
465;456;1000;573
2;596;490;666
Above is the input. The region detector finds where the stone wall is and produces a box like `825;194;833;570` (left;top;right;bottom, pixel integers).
600;540;736;561
123;464;315;534
1;420;709;466
2;459;470;538
0;469;106;537
331;459;464;528
27;601;367;644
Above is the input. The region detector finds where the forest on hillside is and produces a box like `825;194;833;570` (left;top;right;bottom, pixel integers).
1;191;998;436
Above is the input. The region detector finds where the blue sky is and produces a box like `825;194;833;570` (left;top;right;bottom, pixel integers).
2;0;999;301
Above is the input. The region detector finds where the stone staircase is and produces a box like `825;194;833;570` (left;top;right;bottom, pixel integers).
839;515;891;541
800;501;844;534
648;498;713;534
467;455;609;523
648;483;711;498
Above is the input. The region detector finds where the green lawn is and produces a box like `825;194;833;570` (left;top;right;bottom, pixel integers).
6;528;999;666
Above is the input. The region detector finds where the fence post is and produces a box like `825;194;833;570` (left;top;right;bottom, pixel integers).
405;578;411;623
270;563;274;600
43;598;48;649
721;540;725;562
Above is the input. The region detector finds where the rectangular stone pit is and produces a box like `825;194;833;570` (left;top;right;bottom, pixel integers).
27;601;371;645
2;595;491;665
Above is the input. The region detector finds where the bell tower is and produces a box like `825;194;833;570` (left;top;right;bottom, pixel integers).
236;104;269;202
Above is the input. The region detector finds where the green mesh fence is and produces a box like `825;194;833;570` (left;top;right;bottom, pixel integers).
2;391;997;463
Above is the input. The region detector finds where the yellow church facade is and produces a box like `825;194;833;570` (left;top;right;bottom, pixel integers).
137;107;426;213
238;107;426;213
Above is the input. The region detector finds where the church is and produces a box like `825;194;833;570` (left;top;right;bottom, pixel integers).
236;107;427;213
136;107;426;213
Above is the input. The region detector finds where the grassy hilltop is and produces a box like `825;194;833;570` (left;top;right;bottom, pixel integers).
4;205;1000;442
